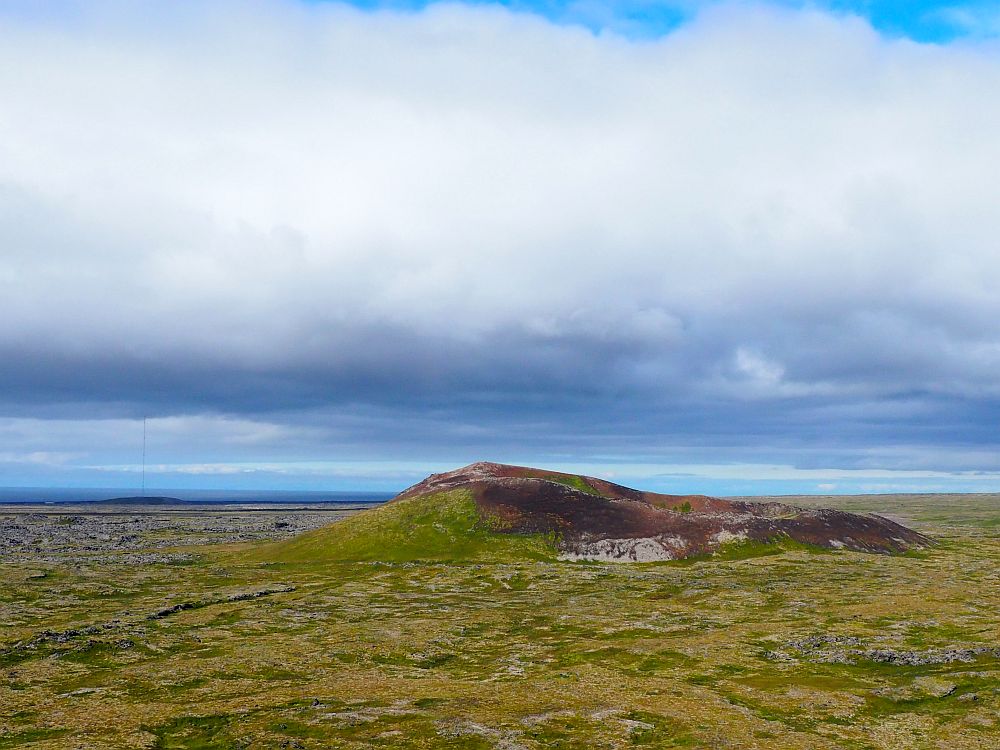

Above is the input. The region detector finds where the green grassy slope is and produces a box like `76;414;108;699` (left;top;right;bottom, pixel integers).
257;489;558;564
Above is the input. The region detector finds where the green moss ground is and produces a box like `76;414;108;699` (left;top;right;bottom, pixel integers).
0;494;997;748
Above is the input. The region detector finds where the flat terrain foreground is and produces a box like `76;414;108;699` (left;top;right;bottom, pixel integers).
1;496;998;749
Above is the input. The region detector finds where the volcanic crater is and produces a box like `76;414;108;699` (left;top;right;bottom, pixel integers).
395;462;932;561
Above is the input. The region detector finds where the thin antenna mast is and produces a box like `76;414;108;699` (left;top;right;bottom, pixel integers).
141;417;147;498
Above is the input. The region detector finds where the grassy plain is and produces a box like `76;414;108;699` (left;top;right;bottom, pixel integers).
1;494;997;749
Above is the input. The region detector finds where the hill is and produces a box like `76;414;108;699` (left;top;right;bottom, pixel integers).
266;462;932;563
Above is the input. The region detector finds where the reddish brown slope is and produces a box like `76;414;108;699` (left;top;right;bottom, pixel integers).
394;462;932;561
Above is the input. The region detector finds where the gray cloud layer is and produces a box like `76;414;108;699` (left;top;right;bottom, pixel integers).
2;1;1000;487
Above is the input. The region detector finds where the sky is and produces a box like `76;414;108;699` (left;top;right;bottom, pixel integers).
2;0;1000;496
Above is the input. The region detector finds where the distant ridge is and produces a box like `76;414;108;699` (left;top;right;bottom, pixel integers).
266;462;934;563
95;496;187;505
0;488;394;505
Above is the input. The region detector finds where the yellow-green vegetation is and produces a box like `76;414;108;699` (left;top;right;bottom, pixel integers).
0;494;998;749
537;473;602;496
261;489;557;563
708;535;831;561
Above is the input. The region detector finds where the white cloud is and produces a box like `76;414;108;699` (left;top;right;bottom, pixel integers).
0;451;83;466
1;3;998;369
734;347;784;384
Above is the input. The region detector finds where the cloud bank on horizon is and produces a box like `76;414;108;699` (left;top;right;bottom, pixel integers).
2;0;1000;494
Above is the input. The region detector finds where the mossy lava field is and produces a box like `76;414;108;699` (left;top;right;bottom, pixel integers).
1;489;998;749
